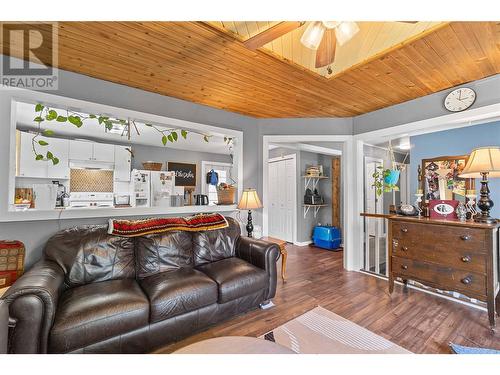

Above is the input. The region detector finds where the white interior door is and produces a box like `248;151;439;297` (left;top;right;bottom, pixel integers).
268;156;296;242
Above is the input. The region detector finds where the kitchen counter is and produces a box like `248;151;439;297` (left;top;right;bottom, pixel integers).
1;204;239;222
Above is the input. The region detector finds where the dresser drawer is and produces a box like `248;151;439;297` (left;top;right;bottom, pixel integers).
392;256;486;297
392;221;486;253
391;238;487;274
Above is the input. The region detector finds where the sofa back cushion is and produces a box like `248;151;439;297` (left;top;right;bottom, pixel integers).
135;231;194;278
44;225;135;287
192;217;241;266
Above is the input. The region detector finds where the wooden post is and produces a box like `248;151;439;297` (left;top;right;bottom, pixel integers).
332;157;341;229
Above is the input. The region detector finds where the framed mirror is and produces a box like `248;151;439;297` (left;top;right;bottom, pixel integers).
420;155;474;202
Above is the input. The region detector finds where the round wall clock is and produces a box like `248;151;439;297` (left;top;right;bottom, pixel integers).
444;87;476;112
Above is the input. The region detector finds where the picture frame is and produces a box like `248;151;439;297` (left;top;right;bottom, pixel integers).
428;199;459;219
421;155;474;203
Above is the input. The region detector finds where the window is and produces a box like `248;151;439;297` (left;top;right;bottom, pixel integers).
201;162;233;205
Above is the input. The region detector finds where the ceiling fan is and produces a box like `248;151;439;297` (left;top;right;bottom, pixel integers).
243;21;418;69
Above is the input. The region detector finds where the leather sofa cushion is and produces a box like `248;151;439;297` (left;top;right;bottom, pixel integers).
197;257;268;304
192;217;241;266
45;225;135;287
49;279;149;353
135;231;194;278
139;268;218;324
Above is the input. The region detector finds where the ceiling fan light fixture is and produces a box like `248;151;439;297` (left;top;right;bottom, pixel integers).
300;21;325;50
322;21;340;29
334;21;360;46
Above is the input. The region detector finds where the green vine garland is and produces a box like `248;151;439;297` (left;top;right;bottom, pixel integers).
31;103;233;164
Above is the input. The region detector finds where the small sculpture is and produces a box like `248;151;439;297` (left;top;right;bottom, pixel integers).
456;202;467;222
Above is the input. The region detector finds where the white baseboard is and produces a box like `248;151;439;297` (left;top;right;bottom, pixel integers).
293;240;312;246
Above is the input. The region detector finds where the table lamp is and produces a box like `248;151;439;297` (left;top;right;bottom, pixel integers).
459;146;500;224
237;188;262;237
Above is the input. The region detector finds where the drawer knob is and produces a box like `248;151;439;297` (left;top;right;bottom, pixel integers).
401;228;408;233
401;265;408;270
461;276;472;285
402;246;408;251
461;234;471;241
461;255;471;263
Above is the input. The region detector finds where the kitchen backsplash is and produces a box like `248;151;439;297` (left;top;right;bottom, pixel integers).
70;169;114;192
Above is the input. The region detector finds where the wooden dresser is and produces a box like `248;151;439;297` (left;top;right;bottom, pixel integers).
388;216;499;329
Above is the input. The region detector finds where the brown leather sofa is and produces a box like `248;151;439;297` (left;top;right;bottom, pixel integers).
0;217;279;354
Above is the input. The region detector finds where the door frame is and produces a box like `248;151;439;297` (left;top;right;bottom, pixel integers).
268;153;297;243
200;161;233;196
262;135;355;270
353;101;500;275
364;156;384;274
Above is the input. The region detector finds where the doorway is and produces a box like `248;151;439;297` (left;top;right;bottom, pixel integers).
268;154;296;242
363;157;386;274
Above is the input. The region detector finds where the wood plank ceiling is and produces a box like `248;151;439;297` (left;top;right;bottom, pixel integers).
208;21;445;78
1;21;499;118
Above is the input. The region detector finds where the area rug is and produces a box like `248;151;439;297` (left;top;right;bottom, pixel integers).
260;306;411;354
450;343;500;354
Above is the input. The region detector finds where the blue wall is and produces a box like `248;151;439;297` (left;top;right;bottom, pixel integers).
410;121;500;218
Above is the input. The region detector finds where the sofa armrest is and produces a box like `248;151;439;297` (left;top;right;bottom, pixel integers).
0;300;8;354
1;260;65;353
236;237;280;300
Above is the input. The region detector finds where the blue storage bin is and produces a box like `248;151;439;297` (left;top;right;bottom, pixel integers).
312;225;342;250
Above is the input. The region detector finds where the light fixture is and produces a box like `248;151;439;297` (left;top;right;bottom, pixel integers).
322;21;340;29
300;21;325;50
459;146;500;224
398;136;411;150
334;21;360;46
237;188;263;237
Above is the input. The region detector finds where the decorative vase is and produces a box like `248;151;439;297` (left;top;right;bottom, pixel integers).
384;170;400;185
456;202;467;222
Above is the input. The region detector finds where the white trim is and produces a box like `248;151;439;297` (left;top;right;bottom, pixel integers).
262;135;355;271
268;153;296;163
267;153;297;243
298;143;342;156
0;86;244;222
293;240;312;246
354;102;500;144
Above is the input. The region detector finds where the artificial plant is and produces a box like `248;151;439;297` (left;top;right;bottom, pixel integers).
371;140;408;197
30;103;231;164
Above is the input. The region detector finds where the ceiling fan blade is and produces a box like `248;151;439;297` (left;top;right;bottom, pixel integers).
315;28;336;68
243;21;304;50
398;21;419;24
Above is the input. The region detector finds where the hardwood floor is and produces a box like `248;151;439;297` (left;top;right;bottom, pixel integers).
156;244;499;354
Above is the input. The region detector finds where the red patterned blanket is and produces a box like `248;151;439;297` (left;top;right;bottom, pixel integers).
108;213;229;237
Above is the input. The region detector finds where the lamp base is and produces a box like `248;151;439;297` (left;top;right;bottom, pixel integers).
246;210;254;237
475;172;497;225
474;215;498;225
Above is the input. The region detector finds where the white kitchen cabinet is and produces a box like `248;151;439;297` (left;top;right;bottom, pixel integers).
17;131;70;179
69;140;114;162
114;145;131;182
93;143;115;162
69;140;93;161
47;137;70;179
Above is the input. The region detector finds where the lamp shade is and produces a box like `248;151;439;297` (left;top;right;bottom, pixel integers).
237;188;262;210
459;146;500;178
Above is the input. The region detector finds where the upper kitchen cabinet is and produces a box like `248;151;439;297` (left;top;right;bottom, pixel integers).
114;145;131;182
70;140;114;162
17;131;70;179
93;143;115;162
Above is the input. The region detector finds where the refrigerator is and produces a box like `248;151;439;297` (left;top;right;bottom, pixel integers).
131;169;184;208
